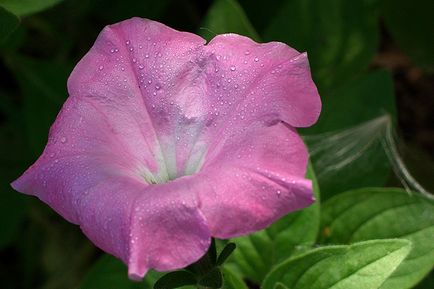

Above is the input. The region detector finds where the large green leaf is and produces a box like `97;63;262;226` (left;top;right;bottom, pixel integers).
0;0;64;16
80;254;161;289
229;163;320;283
5;56;71;156
0;6;19;43
264;0;380;91
382;0;434;69
262;239;412;289
303;70;396;198
321;188;434;289
199;0;260;41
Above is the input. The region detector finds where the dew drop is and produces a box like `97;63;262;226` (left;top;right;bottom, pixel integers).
60;137;67;143
139;64;144;70
254;57;259;62
98;65;104;71
125;40;130;45
230;66;236;71
244;50;250;55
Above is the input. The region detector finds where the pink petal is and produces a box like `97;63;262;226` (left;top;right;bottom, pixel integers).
198;121;314;238
204;34;321;128
12;17;321;279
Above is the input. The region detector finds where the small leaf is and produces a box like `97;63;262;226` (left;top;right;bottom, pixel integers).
0;0;65;16
198;267;223;288
262;239;412;289
229;163;320;283
199;0;260;41
209;238;217;265
0;6;19;43
216;243;236;266
154;271;197;289
321;188;434;289
80;254;161;289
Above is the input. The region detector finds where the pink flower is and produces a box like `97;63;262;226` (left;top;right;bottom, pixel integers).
12;18;321;280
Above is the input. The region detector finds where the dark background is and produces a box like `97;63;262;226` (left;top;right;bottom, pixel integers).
0;0;433;288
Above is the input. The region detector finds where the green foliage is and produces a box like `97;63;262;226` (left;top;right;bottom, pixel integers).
5;56;71;156
321;188;434;289
80;254;161;289
199;0;260;41
264;0;380;91
382;0;434;69
229;164;320;283
304;71;397;198
221;268;248;289
0;6;19;43
0;0;65;16
154;271;197;289
262;239;412;289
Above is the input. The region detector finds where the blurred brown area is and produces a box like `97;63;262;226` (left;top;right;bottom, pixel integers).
372;22;434;192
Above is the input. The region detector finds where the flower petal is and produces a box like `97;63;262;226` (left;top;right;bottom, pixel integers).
198;121;314;238
12;17;320;279
127;178;211;279
11;97;210;278
204;34;321;128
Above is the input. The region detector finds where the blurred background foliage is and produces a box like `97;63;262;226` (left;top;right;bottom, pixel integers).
0;0;433;288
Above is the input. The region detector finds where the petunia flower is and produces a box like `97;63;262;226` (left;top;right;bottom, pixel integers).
12;18;321;280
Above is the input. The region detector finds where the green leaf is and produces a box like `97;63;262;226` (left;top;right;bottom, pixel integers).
0;0;65;16
154;271;197;289
5;56;71;156
262;239;412;289
264;0;380;91
229;163;320;283
221;267;248;289
303;70;396;198
216;243;236;266
199;0;260;42
198;267;223;288
321;188;434;289
382;0;434;69
80;254;161;289
0;6;19;43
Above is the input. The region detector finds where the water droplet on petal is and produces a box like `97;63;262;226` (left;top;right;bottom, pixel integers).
230;66;236;71
60;137;67;143
254;57;259;62
244;50;250;55
98;65;104;71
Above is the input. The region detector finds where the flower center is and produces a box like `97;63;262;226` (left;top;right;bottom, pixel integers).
139;138;207;185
